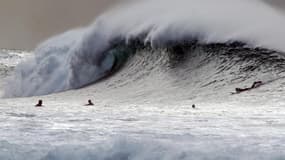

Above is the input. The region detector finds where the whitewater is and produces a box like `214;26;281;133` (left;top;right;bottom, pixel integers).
1;0;285;159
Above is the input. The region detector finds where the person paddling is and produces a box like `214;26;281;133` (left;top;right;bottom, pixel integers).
85;99;94;106
235;81;263;93
35;100;43;107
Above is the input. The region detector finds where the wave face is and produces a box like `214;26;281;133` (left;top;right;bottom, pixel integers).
4;0;285;97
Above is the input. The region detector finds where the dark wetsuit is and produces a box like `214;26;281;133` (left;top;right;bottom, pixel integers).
251;81;262;88
235;81;263;93
35;100;43;107
235;87;250;92
85;100;94;106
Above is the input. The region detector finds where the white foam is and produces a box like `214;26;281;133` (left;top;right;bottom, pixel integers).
1;138;285;160
4;0;285;97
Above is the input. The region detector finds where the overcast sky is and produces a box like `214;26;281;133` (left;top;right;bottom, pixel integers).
0;0;118;49
0;0;284;50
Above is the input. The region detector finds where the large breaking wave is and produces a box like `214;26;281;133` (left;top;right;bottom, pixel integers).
4;0;285;97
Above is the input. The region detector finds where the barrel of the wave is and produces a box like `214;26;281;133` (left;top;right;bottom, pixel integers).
69;45;133;89
108;45;134;72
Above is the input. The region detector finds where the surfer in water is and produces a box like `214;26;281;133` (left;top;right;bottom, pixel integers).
85;100;94;106
35;100;43;107
235;81;263;93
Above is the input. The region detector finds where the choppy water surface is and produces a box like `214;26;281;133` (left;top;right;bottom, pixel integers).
1;0;285;159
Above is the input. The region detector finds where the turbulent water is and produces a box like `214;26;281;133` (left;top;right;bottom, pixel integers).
1;0;285;159
4;0;285;97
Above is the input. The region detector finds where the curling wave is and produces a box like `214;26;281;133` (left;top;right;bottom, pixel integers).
4;0;285;97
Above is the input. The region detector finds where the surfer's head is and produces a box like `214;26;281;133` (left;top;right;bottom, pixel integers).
88;99;94;105
36;100;43;107
235;88;241;92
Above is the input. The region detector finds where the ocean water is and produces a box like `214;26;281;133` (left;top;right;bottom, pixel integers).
1;0;285;159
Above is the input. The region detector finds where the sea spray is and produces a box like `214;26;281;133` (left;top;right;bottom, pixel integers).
4;0;285;97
